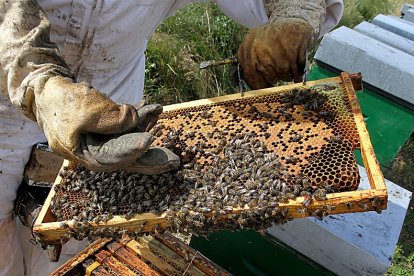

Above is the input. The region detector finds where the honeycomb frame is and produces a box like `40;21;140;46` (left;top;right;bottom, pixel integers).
34;73;387;245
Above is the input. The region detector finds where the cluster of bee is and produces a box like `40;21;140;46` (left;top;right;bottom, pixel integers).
280;87;328;110
51;133;322;238
165;134;304;235
55;220;148;243
50;83;363;240
52;167;178;220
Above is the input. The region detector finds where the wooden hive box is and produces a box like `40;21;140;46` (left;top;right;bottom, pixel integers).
33;72;387;247
50;232;231;276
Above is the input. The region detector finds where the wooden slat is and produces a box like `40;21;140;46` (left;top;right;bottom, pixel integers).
107;241;160;276
91;266;112;276
341;72;387;191
125;239;179;275
83;259;112;276
51;238;112;276
34;211;168;242
95;250;135;276
24;146;64;184
139;235;205;276
34;159;70;234
163;77;340;112
253;189;387;217
154;232;231;276
36;188;387;244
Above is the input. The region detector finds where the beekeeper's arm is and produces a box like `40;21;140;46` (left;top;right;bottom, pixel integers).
234;0;343;89
0;0;179;174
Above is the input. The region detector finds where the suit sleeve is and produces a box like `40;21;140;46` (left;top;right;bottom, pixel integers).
263;0;343;38
213;0;343;37
0;0;72;121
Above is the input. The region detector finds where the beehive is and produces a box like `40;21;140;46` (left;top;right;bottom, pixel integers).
34;73;387;247
50;232;230;276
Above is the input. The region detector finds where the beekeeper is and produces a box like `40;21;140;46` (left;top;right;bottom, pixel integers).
0;0;343;275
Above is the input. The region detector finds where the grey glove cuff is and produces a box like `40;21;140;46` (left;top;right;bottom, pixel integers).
264;0;326;39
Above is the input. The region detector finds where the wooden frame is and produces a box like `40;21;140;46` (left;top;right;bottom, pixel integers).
24;144;64;185
33;72;387;246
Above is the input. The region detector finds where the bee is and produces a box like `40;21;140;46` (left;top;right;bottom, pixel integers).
276;107;287;113
125;210;134;220
102;197;110;204
318;110;336;120
296;208;307;215
313;189;327;201
290;134;303;142
358;203;369;210
261;112;273;119
72;186;81;192
292;185;301;196
167;129;178;141
285;156;298;165
154;130;163;137
263;132;271;139
199;207;211;213
186;131;196;138
302;195;312;207
59;222;69;228
302;110;314;118
312;209;324;220
248;105;258;114
323;184;335;193
324;205;336;212
304;99;319;111
223;206;233;212
201;110;213;119
211;147;222;155
371;197;382;207
92;215;102;223
345;202;353;209
207;119;218;127
330;135;342;143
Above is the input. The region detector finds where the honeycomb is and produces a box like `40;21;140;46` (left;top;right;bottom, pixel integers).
50;81;361;235
154;83;359;186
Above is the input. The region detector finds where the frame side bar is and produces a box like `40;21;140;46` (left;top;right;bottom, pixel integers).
340;72;386;190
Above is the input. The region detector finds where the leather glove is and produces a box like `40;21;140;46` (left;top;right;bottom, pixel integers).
237;18;314;90
31;76;180;174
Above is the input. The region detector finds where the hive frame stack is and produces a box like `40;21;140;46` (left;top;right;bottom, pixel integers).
50;232;230;275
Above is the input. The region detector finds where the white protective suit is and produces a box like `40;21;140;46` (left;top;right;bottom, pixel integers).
0;0;343;275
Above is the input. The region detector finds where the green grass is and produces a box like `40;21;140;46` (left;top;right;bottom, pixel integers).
387;245;414;275
145;1;414;274
384;135;414;275
144;4;246;105
339;0;396;28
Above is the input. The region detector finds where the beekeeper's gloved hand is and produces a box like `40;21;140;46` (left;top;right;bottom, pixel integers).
32;76;179;174
2;1;179;174
237;0;328;90
238;19;313;89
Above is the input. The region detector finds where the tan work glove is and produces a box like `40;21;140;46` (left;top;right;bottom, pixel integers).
237;18;314;90
31;76;180;174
